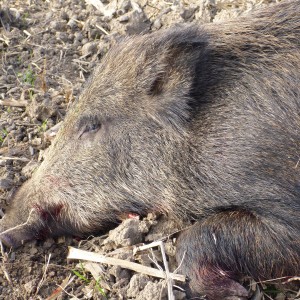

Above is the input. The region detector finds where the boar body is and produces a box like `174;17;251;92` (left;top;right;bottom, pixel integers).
1;1;300;299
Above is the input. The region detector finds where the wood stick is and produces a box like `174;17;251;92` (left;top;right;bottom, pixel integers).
0;156;29;162
67;247;186;282
0;100;27;107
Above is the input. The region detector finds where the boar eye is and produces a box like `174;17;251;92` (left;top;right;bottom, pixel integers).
79;122;101;139
84;123;101;133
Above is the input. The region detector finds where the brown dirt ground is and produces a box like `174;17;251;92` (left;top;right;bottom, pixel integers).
0;0;299;299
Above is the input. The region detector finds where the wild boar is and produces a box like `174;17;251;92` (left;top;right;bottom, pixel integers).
1;1;299;298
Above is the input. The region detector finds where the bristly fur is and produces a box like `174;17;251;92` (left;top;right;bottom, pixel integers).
0;1;299;299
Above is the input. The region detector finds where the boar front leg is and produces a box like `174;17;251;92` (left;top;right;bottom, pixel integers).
176;207;299;299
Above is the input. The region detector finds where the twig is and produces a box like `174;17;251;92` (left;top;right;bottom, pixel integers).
286;276;300;283
23;30;32;37
67;247;186;282
160;242;174;300
45;275;76;300
0;99;27;107
173;250;186;275
15;122;40;127
0;143;29;155
135;241;175;299
95;24;109;35
0;241;12;285
85;0;115;18
31;62;42;71
35;254;52;295
72;59;90;65
0;156;30;162
252;276;298;285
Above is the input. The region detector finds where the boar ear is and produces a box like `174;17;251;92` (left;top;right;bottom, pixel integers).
141;36;209;130
145;39;207;98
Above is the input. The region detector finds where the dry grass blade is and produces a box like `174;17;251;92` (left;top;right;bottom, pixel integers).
35;254;52;295
286;276;300;283
0;156;30;162
0;99;27;107
85;0;115;18
135;241;175;300
45;275;75;300
95;24;109;35
0;241;12;286
67;247;186;282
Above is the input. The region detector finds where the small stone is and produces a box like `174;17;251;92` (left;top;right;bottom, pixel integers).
138;220;151;233
29;146;35;156
164;240;176;256
120;0;131;12
6;65;15;75
81;41;98;56
24;280;36;293
74;31;83;41
73;39;81;47
67;18;78;30
127;274;149;297
117;9;126;16
7;123;16;131
57;236;66;244
119;15;129;23
81;38;89;45
44;121;62;142
56;32;69;42
136;281;167;300
126;11;150;35
45;11;53;21
43;238;55;249
9;252;15;262
60;11;69;21
48;271;56;278
109;265;131;281
31;137;42;146
112;278;129;289
49;20;66;31
152;18;162;30
106;219;143;247
275;293;286;300
89;28;103;39
131;0;143;11
180;6;198;21
0;178;13;191
21;161;39;178
173;290;186;300
29;247;38;255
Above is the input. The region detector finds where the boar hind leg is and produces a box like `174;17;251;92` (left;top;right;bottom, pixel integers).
176;207;299;300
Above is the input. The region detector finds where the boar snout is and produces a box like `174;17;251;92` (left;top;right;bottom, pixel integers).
0;180;62;248
0;210;39;248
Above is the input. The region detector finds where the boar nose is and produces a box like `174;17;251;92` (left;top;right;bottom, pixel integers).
0;226;35;248
0;232;18;248
0;213;37;248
